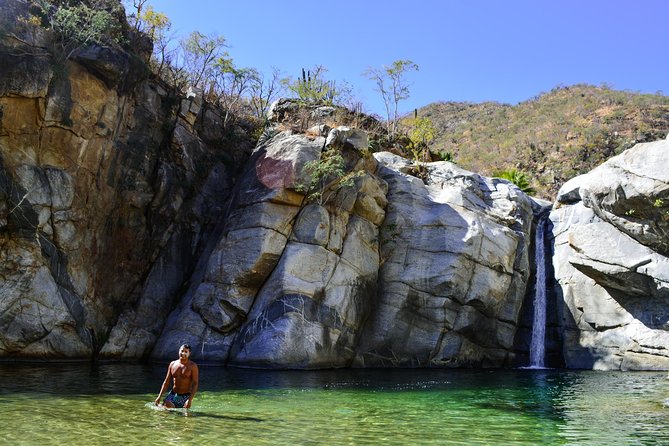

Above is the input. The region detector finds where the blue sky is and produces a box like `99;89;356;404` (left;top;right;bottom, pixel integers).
148;0;669;117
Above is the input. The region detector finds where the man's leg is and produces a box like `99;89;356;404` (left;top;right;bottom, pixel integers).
163;391;176;408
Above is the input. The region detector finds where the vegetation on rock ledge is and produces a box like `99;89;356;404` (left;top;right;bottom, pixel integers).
13;1;669;199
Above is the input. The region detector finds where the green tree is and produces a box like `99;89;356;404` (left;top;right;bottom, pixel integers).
405;115;436;178
124;1;176;81
408;116;436;151
365;60;419;141
211;56;259;128
180;31;227;92
496;169;536;195
298;148;361;206
125;0;169;40
30;0;124;62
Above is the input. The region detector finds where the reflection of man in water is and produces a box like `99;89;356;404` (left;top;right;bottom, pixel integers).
155;344;199;409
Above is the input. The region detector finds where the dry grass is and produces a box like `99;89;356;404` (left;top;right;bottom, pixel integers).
412;84;669;199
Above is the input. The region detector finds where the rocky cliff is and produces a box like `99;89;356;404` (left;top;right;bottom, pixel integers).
0;3;254;359
99;99;541;368
2;2;668;370
0;14;543;366
549;137;669;370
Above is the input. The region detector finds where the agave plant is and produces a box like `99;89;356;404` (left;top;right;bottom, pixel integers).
496;169;536;195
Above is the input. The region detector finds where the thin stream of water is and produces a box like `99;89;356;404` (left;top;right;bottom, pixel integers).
529;214;548;368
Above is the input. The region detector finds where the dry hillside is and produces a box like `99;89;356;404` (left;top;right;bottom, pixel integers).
415;84;669;199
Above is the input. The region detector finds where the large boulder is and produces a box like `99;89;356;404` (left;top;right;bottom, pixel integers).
149;125;390;368
550;137;669;370
353;152;536;367
558;137;669;256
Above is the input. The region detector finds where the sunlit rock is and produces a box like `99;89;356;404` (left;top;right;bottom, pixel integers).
550;138;669;370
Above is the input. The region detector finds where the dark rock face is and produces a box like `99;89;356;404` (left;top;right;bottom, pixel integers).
0;20;254;358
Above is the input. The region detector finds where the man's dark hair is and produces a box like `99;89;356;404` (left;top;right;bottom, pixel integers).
181;344;191;351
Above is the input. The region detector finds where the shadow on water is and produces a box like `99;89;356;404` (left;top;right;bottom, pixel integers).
148;405;264;422
0;361;579;395
194;413;263;422
0;362;166;395
0;362;591;395
471;370;570;422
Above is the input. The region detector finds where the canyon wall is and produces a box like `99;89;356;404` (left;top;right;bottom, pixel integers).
2;2;669;369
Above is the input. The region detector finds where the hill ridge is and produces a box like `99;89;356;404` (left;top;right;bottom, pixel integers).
415;84;669;198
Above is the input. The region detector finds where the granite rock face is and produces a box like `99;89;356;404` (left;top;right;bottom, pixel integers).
0;14;547;367
145;126;390;367
138;131;537;368
353;153;536;367
0;27;543;366
550;137;669;370
9;4;669;370
0;15;253;358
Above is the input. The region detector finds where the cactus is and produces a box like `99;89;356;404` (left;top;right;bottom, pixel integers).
288;66;339;105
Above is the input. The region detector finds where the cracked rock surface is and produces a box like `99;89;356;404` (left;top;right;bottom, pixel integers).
551;137;669;370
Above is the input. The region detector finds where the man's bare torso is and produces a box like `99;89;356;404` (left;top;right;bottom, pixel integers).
170;359;196;394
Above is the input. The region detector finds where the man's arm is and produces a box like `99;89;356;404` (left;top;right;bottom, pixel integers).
185;363;199;409
154;363;173;405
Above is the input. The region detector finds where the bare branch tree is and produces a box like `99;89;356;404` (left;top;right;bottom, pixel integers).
180;31;227;92
364;59;419;141
248;67;284;119
211;57;258;128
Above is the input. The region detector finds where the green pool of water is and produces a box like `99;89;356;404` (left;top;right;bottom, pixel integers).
1;364;668;445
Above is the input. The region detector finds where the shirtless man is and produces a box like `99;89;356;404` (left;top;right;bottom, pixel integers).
155;344;199;409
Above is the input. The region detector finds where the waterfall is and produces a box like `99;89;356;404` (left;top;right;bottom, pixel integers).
529;214;548;368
